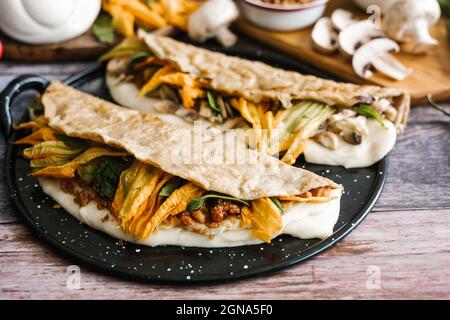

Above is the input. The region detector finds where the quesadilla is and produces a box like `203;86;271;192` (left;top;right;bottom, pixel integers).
102;33;410;169
15;82;342;248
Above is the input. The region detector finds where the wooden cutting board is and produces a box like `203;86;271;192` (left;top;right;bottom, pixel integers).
236;0;450;105
0;30;110;62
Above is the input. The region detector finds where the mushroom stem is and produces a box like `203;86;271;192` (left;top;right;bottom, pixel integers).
214;26;237;48
402;18;438;54
371;52;412;81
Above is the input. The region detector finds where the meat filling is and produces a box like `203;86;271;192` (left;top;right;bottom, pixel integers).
180;199;243;229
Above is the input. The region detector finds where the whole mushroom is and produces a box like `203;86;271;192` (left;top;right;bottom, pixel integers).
187;0;239;48
383;0;441;54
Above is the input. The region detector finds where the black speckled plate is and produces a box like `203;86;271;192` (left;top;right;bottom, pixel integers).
1;42;387;283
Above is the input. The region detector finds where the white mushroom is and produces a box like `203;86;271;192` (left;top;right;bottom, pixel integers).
352;38;412;81
331;9;358;31
338;20;385;56
384;0;441;54
187;0;239;48
313;131;340;150
372;98;398;121
311;17;338;54
328;109;369;145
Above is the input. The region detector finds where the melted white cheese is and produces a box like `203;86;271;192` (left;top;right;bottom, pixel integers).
304;119;396;168
0;0;101;44
39;177;341;248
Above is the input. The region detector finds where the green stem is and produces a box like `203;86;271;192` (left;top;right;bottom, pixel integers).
427;94;450;117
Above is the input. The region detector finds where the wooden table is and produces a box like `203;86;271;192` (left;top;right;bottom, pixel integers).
0;55;449;300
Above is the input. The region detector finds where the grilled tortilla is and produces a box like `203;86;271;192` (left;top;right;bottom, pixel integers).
104;34;409;168
17;82;343;247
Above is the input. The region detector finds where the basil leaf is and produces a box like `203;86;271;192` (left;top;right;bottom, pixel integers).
207;91;221;113
93;157;132;199
270;197;284;215
187;194;251;213
93;13;115;45
354;104;386;128
78;158;102;184
159;177;182;197
146;0;155;5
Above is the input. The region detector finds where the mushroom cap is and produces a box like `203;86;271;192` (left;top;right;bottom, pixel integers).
383;0;440;53
352;38;411;81
311;17;338;54
331;9;357;31
385;0;441;25
188;0;239;42
384;0;441;40
338;20;384;56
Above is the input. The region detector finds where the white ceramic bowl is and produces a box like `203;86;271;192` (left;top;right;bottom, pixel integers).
239;0;330;31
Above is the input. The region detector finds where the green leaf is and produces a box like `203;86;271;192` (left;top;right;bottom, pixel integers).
77;158;102;184
270;197;284;215
207;91;221;113
92;157;132;199
93;13;115;45
99;37;152;62
146;0;155;5
439;0;450;16
354;104;386;128
159;177;182;197
187;194;250;214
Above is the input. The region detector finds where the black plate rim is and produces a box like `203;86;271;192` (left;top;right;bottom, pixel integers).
3;62;388;284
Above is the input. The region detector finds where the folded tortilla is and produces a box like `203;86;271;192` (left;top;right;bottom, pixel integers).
18;82;343;247
143;35;409;130
105;35;410;168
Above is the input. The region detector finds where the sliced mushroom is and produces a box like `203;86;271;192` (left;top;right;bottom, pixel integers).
187;0;239;48
353;38;412;81
311;17;338;54
313;131;340;150
372;99;398;122
216;95;228;119
331;9;358;31
175;108;199;123
338;20;384;57
199;100;213;118
328;110;369;145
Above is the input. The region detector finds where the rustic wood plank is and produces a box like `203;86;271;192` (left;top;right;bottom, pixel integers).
1;208;449;299
376;122;450;211
0;62;95;76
